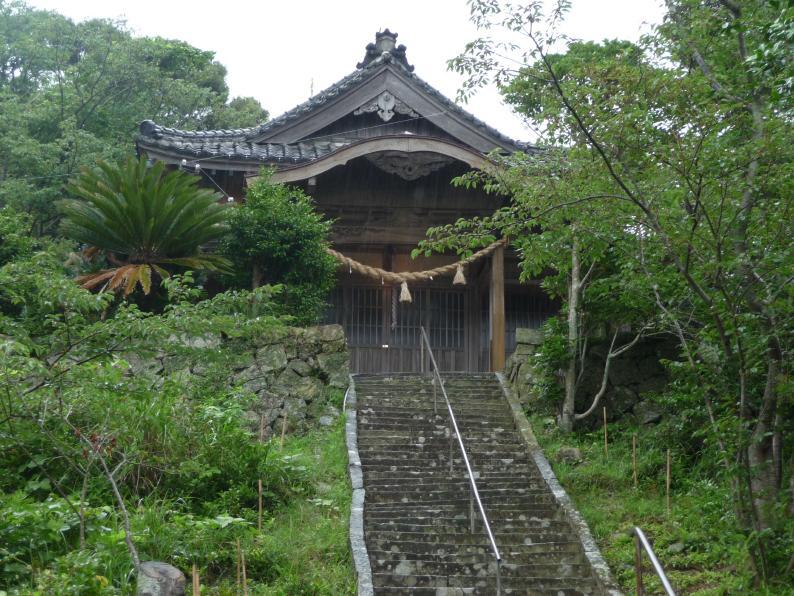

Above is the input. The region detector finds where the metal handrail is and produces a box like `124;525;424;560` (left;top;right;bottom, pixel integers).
633;527;676;595
419;326;502;594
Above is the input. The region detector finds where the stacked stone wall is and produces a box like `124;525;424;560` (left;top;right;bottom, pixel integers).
506;327;677;425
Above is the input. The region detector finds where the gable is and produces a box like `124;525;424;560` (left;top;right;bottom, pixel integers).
135;30;532;174
250;62;520;154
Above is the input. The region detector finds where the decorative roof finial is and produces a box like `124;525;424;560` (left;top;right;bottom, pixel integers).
357;29;414;72
375;29;398;53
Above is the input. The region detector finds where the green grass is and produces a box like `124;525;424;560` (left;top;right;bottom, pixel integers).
1;417;354;595
189;417;355;595
528;416;794;595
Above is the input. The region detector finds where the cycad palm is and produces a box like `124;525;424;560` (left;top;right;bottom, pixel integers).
60;157;230;295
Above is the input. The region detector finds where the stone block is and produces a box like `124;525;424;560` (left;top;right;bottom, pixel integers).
556;446;584;464
633;400;663;425
136;561;185;596
317;351;350;389
254;345;288;373
288;358;313;377
515;327;543;346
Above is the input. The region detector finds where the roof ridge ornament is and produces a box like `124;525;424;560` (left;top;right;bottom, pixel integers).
353;91;419;122
357;29;415;72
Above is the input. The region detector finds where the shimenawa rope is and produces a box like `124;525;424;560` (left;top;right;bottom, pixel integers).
325;238;507;303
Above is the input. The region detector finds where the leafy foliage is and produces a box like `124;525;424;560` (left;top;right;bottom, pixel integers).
0;1;268;232
0;235;352;591
222;170;337;324
60;157;230;295
0;206;37;267
439;0;793;584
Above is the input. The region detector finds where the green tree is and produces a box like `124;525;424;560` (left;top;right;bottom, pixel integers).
0;1;268;232
61;157;230;295
0;207;36;267
222;171;337;325
439;0;792;583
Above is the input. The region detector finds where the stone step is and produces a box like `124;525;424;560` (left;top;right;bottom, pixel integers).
357;402;506;412
356;440;527;451
371;572;599;591
370;559;593;581
359;417;516;428
364;482;547;493
357;442;529;452
358;424;519;444
362;472;543;484
355;374;601;595
366;492;557;506
365;508;564;523
366;548;585;567
366;518;574;534
366;530;576;547
373;586;594;595
363;540;585;558
364;484;552;497
357;389;504;397
357;390;504;397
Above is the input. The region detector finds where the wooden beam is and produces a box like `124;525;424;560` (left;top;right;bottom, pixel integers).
490;244;506;371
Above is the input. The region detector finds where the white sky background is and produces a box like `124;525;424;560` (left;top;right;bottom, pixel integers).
29;0;665;141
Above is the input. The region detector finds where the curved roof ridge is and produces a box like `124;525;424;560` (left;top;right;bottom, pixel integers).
137;49;533;152
137;53;397;144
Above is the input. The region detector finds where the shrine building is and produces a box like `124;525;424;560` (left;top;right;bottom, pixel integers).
136;29;556;373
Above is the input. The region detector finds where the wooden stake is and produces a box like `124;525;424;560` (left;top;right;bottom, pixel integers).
603;407;609;459
191;563;199;595
241;546;248;596
235;538;242;590
632;433;638;489
257;478;263;531
666;448;672;514
259;414;266;443
280;413;288;449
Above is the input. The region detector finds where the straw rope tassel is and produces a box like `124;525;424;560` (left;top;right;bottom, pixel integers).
325;238;506;286
453;264;466;285
399;280;412;303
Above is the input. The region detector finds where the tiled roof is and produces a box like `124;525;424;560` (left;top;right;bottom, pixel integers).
136;134;353;165
137;37;532;162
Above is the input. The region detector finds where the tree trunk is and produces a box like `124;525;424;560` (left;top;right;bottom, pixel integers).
252;262;263;289
560;239;580;433
747;356;781;530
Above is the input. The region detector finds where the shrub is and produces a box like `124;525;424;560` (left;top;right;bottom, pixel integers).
221;170;337;324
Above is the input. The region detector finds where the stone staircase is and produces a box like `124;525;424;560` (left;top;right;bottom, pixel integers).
354;373;607;595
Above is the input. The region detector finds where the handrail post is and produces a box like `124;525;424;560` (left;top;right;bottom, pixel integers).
635;532;644;595
496;561;501;595
633;527;675;596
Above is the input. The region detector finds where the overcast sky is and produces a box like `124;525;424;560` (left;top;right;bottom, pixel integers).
28;0;665;141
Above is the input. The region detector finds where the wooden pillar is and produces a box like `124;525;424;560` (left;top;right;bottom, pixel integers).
490;244;506;371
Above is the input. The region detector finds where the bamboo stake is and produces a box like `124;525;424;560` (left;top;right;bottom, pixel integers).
632;433;638;489
241;546;248;596
666;449;672;514
192;563;199;595
603;406;609;459
235;538;242;590
280;413;288;449
257;478;263;531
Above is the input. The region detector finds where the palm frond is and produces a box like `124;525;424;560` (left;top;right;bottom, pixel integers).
62;156;232;297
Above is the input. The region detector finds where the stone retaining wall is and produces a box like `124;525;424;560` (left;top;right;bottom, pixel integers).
506;327;676;425
131;324;350;435
233;325;350;434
